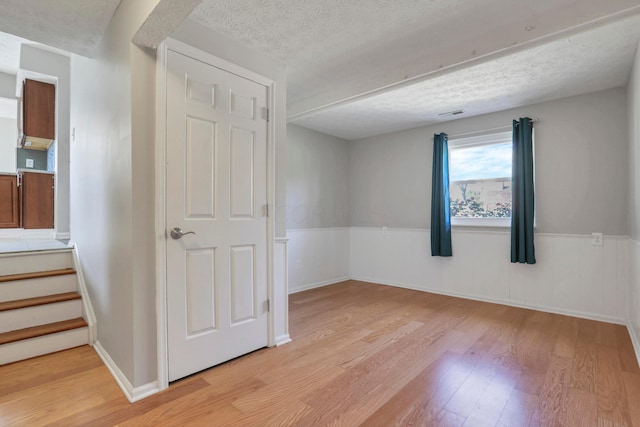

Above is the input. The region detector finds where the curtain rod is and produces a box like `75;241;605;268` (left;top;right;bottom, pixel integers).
447;118;539;140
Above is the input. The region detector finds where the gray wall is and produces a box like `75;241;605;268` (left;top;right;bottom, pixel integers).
627;40;640;371
70;0;163;387
349;88;629;235
630;43;640;241
0;72;15;98
287;124;350;229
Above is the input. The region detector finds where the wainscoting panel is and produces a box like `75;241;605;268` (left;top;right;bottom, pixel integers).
350;227;627;324
274;237;291;345
286;228;351;293
628;239;640;364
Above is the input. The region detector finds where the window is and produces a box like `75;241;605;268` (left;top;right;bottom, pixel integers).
448;132;512;227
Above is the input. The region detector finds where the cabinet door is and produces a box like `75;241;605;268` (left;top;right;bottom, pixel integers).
23;79;55;140
22;172;54;229
0;175;20;228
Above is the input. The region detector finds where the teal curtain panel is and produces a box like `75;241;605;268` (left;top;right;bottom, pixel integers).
511;118;536;264
431;133;452;257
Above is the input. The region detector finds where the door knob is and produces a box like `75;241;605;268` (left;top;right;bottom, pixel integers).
170;227;196;240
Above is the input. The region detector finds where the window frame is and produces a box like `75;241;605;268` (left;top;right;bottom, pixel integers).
448;131;513;228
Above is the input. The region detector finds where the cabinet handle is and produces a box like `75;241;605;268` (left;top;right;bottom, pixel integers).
16;174;20;187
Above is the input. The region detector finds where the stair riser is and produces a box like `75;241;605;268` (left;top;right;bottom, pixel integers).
0;251;73;276
0;327;88;365
0;275;78;302
0;300;82;334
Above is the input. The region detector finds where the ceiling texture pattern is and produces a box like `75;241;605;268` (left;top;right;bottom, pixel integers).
189;0;640;139
290;14;640;140
1;0;640;139
0;0;121;57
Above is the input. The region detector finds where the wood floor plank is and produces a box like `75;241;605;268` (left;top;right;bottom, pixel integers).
118;377;262;426
563;388;598;426
615;326;640;374
229;400;314;427
496;389;538;427
0;280;638;426
0;366;112;425
529;355;573;427
360;351;464;426
436;409;467;427
622;372;640;425
595;344;633;426
52;377;209;426
0;345;100;396
571;322;599;393
554;315;579;358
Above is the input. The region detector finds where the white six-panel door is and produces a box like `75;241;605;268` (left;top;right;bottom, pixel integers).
165;50;269;381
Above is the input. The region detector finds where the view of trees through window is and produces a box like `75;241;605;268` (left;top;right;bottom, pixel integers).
448;138;512;218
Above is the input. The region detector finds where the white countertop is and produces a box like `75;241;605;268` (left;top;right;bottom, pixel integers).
16;168;55;175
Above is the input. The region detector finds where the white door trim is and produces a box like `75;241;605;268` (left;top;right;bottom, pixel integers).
155;38;277;391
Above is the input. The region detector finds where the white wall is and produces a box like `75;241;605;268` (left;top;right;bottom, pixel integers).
628;41;640;354
20;45;71;236
70;0;163;389
287;228;351;293
0;117;17;173
351;228;626;323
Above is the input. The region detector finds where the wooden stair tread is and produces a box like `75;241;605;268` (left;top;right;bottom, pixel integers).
0;268;76;283
0;318;87;345
0;292;81;312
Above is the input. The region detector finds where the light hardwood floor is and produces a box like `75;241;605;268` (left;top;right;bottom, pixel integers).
1;280;640;426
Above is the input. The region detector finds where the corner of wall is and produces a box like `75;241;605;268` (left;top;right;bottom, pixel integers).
626;39;640;368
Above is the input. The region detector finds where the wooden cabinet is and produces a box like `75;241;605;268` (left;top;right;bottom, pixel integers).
0;175;20;228
21;172;54;229
22;79;55;150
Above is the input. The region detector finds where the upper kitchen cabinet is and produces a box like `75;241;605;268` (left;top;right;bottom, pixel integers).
21;79;55;150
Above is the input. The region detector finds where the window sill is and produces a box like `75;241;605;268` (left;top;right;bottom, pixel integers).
451;217;511;228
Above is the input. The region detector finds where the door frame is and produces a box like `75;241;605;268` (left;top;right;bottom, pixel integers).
155;38;277;390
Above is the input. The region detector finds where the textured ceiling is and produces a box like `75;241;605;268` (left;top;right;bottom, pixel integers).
0;0;121;57
291;15;640;140
190;0;640;140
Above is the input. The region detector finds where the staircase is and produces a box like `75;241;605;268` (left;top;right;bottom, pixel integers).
0;248;95;365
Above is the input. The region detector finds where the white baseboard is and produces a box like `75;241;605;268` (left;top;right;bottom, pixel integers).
275;334;292;346
289;276;351;294
627;323;640;369
22;229;57;239
351;275;627;325
93;341;161;402
0;229;23;238
0;229;59;239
